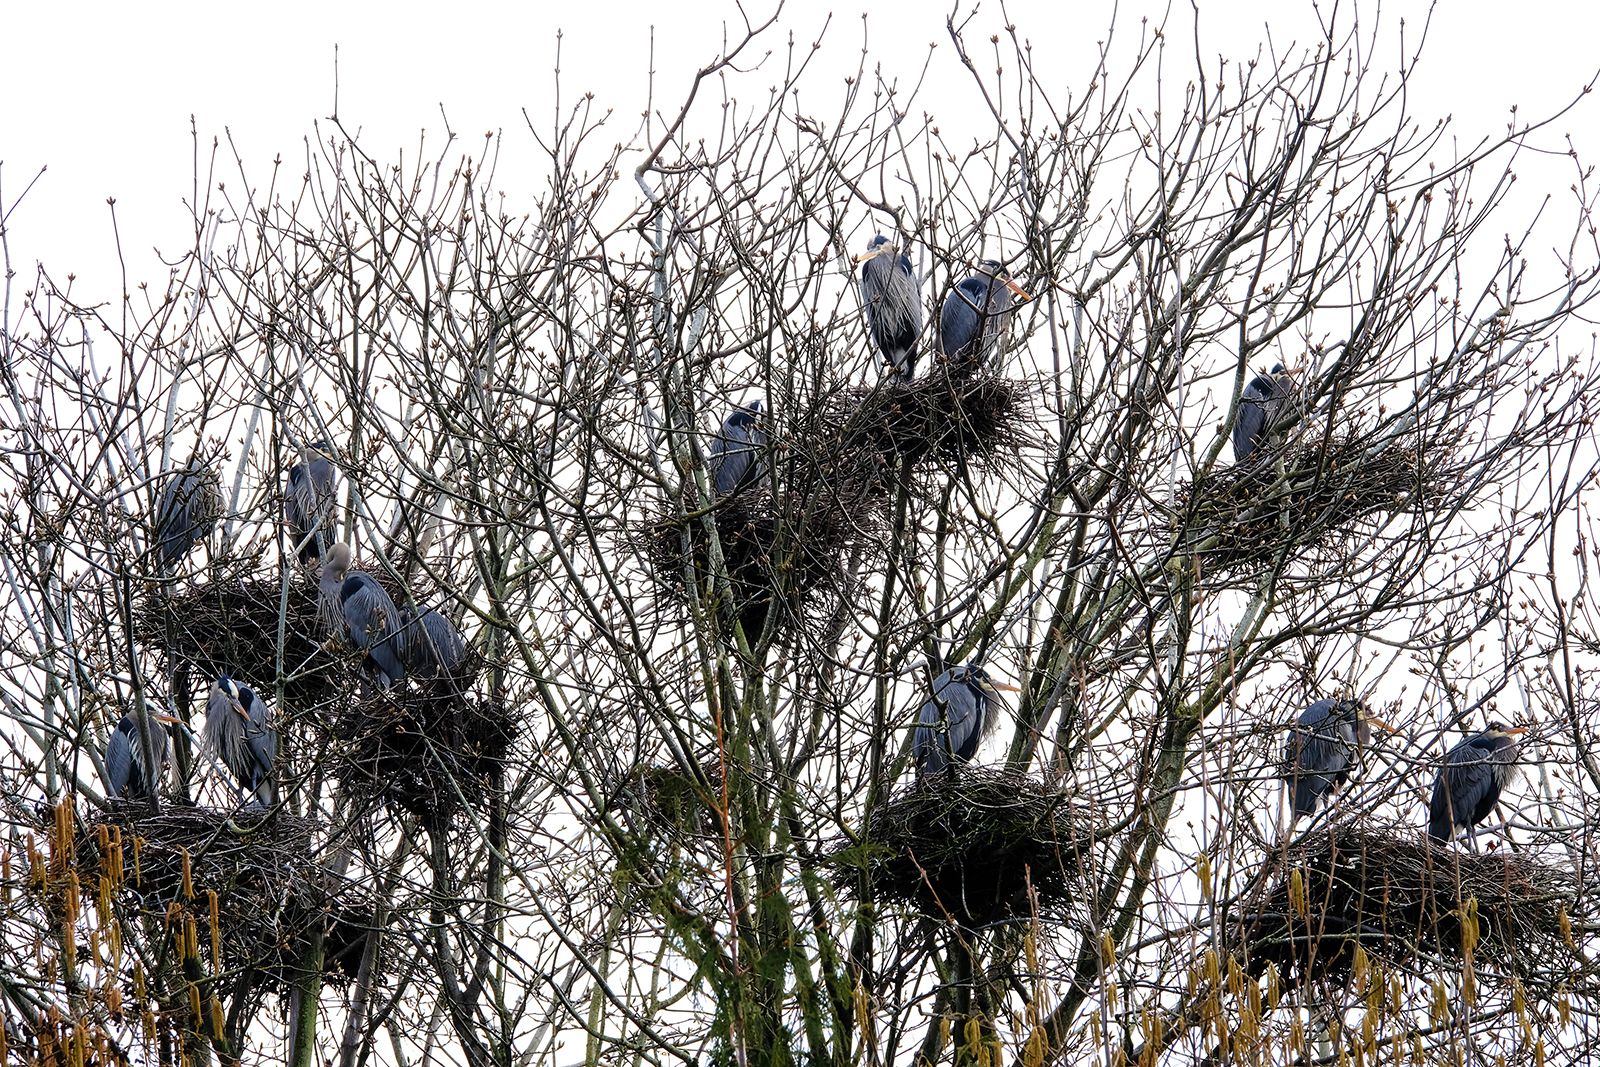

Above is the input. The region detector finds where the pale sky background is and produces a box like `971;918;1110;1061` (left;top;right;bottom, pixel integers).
3;0;1598;307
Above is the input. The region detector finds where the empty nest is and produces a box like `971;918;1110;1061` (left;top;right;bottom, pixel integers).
1234;820;1584;985
829;370;1031;475
828;768;1086;928
85;801;370;991
643;488;879;638
329;676;516;825
1171;434;1425;571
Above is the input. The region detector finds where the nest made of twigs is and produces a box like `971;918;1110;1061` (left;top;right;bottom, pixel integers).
830;371;1031;475
1234;820;1584;985
608;762;727;841
329;677;516;825
643;488;880;637
85;801;370;991
828;768;1086;928
137;571;347;710
1171;434;1425;571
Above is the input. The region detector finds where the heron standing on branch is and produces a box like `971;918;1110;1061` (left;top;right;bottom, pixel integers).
707;401;767;500
399;605;469;682
204;675;279;808
938;261;1029;375
320;543;406;687
856;234;922;381
913;663;1020;777
1283;698;1392;826
286;440;340;564
1428;722;1527;847
104;711;181;800
1233;364;1299;464
152;459;222;571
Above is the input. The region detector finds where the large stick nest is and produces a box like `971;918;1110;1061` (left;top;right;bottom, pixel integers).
85;801;371;992
136;570;347;709
328;675;516;825
1170;433;1426;571
827;769;1087;928
643;488;881;637
1233;820;1586;986
828;371;1031;475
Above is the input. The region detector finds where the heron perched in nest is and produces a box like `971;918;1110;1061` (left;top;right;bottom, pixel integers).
913;663;1020;777
707;401;767;499
103;710;181;800
319;543;405;687
856;234;922;381
399;605;469;682
938;261;1029;375
285;440;340;564
204;675;279;808
1428;722;1528;847
1283;699;1392;825
1233;364;1299;464
152;459;222;571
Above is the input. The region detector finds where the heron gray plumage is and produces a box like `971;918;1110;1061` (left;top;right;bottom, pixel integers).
319;542;405;686
937;260;1029;375
856;235;923;381
103;711;179;800
1283;699;1391;824
1428;722;1527;846
913;664;1021;776
286;440;340;564
153;460;222;571
399;605;469;681
204;675;279;808
1232;364;1299;464
707;401;767;499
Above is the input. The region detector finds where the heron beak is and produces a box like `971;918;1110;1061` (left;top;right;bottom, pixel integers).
232;700;251;721
1367;717;1396;732
154;714;184;724
853;247;887;264
1004;277;1031;300
1504;727;1530;735
991;682;1022;692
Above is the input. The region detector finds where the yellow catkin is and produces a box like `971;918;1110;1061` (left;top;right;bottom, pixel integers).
208;889;222;965
109;919;123;972
1559;905;1574;949
211;995;226;1036
1289;868;1307;917
109;826;124;886
1102;932;1117;968
185;914;199;962
188;983;202;1025
1024;1028;1045;1067
181;847;195;901
1198;853;1213;901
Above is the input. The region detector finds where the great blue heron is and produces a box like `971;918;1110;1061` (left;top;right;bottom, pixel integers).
913;664;1021;776
103;711;180;800
707;401;766;499
399;605;469;681
856;234;922;381
319;542;405;687
204;675;279;808
1427;722;1528;847
1232;364;1299;464
1283;699;1392;825
286;440;340;564
153;460;222;571
937;261;1029;374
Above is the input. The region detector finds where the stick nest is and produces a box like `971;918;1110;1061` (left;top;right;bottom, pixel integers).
827;769;1086;927
85;801;370;992
643;489;880;637
1171;435;1425;571
329;677;516;825
136;571;347;709
1234;820;1585;985
608;762;725;841
829;371;1031;475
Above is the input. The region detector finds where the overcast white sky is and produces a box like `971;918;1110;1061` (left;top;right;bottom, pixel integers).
3;0;1597;308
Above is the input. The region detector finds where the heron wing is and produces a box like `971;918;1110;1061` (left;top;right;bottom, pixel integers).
1429;739;1498;840
104;721;133;798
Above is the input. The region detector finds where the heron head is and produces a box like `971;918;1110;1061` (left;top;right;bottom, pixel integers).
854;234;893;263
214;674;253;721
324;542;354;578
1484;721;1529;738
974;260;1030;300
964;664;1021;696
